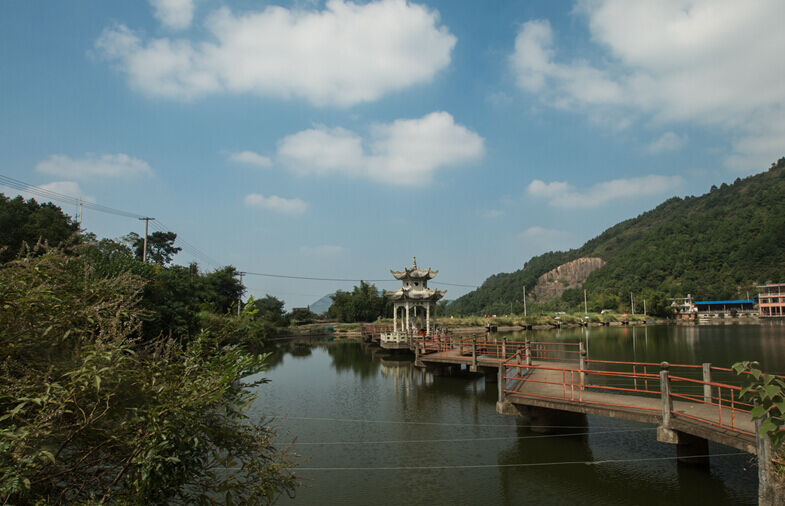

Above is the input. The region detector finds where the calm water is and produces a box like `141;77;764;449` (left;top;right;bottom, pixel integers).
248;323;785;505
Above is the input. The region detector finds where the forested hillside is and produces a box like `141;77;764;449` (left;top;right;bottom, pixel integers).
449;157;785;316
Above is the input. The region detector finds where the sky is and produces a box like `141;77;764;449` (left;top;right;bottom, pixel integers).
2;0;784;309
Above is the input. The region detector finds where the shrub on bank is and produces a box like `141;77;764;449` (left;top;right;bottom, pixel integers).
0;250;297;504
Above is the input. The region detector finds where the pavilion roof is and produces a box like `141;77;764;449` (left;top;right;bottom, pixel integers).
390;257;438;280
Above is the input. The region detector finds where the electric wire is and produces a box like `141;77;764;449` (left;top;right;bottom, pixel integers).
0;173;482;287
291;452;747;471
0;174;143;219
270;415;643;429
242;271;478;288
288;427;657;446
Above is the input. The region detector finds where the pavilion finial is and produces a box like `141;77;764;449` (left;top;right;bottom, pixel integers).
413;256;417;268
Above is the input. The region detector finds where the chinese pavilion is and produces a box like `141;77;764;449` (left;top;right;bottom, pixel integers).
384;257;446;336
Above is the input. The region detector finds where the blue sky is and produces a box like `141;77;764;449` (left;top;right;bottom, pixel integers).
2;0;784;308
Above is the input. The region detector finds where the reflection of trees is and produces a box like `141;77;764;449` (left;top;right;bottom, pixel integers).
261;347;285;369
289;343;312;358
327;342;380;378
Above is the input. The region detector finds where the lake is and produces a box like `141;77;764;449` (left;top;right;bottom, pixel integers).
249;323;785;505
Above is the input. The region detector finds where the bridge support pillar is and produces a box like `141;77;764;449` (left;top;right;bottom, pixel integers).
470;338;478;372
525;340;532;366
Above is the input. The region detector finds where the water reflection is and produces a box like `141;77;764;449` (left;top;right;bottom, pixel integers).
252;326;770;505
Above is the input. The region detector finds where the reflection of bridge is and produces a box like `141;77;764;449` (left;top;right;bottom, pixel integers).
362;325;774;502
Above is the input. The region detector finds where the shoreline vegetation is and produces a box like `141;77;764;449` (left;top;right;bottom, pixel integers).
1;194;299;504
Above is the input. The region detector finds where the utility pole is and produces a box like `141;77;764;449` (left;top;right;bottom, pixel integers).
630;292;635;315
643;299;647;316
77;200;83;227
238;272;244;316
138;217;154;263
523;285;527;317
584;289;588;315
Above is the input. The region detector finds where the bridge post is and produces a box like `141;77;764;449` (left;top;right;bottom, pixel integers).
702;363;712;403
502;338;507;362
579;343;586;390
659;362;673;428
498;363;506;402
525;340;532;366
656;361;681;445
756;407;775;505
471;338;478;372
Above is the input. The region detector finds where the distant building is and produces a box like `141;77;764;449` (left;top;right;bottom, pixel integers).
670;295;697;320
694;299;756;317
758;284;785;317
670;294;756;319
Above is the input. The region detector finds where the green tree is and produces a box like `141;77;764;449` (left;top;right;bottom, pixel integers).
202;266;244;314
0;194;79;263
290;307;317;323
328;281;389;322
251;295;290;326
125;230;182;265
0;249;298;504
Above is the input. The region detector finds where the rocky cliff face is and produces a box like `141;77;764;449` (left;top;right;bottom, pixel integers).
533;257;606;300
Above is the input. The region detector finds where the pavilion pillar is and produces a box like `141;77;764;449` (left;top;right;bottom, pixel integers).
393;303;398;331
426;304;431;335
405;303;410;332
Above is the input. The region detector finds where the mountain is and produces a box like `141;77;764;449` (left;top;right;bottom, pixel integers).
309;293;335;315
449;157;785;316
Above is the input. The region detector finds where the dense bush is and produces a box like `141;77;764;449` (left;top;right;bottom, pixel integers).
0;250;297;504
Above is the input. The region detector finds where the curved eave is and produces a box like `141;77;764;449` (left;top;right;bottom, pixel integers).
390;268;439;280
384;289;447;301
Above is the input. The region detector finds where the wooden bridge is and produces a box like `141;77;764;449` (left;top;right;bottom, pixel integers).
361;324;775;502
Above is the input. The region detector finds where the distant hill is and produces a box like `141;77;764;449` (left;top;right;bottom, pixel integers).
309;293;335;315
449;157;785;316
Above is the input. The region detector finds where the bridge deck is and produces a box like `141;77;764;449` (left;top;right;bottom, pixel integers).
418;349;756;453
506;362;756;452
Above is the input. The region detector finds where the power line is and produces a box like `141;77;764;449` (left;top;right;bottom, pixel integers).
292;452;746;471
243;272;390;282
288;428;656;446
0;173;482;288
242;272;478;288
271;415;638;429
0;174;144;219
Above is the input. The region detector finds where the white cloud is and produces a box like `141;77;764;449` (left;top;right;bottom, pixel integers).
647;131;687;154
149;0;194;30
300;245;346;256
244;194;307;215
35;153;153;179
277;111;484;185
527;175;683;208
229;150;272;169
97;0;456;107
510;2;785;171
1;181;94;205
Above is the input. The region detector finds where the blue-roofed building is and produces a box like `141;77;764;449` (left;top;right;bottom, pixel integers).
693;299;756;317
